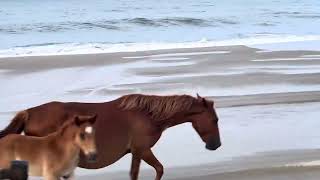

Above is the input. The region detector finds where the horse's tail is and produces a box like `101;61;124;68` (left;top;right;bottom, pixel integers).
0;111;28;139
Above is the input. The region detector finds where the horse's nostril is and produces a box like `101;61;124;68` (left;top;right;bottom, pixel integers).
205;143;220;150
205;137;221;151
87;153;97;162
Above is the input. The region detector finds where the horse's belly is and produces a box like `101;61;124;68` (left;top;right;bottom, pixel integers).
79;141;129;169
79;122;130;169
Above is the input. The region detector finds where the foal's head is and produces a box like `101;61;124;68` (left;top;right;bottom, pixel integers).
187;94;221;151
70;115;97;162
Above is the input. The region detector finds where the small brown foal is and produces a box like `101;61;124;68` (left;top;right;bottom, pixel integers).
0;115;97;180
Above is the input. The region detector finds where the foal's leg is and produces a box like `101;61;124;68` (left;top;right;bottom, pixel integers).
63;172;75;180
142;149;164;180
44;174;60;180
0;159;11;170
130;153;142;180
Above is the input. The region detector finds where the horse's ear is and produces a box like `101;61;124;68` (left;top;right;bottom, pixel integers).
75;116;82;127
89;114;97;124
197;93;201;100
202;98;208;108
196;93;208;107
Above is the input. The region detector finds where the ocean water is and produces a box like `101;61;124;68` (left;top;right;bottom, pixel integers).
0;0;320;56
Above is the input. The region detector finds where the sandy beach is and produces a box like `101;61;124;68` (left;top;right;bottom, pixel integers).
1;45;320;179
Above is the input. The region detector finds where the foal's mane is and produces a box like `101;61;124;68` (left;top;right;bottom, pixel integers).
118;94;195;122
59;120;75;136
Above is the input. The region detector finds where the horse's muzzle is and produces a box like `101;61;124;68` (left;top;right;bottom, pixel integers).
205;137;221;151
87;152;97;163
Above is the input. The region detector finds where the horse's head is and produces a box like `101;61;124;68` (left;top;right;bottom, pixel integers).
73;115;97;162
188;94;221;151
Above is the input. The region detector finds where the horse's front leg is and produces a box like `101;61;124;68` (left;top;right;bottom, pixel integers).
130;153;142;180
142;149;164;180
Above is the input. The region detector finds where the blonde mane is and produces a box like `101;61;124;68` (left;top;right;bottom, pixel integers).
118;94;195;122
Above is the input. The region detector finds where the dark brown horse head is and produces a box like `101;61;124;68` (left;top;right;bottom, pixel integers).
73;115;98;162
188;94;221;151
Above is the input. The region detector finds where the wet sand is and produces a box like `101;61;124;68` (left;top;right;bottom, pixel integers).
78;149;320;180
178;166;320;180
2;45;320;179
1;45;320;105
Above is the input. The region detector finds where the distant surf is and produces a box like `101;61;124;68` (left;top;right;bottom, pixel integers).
1;0;320;55
1;34;320;58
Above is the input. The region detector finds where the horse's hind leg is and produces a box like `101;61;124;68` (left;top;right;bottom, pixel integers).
142;149;163;180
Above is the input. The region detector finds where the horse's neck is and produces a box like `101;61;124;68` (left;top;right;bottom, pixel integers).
159;113;190;131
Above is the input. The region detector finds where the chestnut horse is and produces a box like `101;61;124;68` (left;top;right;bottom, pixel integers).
0;94;221;180
0;115;97;180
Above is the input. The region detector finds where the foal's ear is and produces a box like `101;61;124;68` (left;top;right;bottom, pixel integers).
89;114;97;124
75;116;82;127
197;93;201;100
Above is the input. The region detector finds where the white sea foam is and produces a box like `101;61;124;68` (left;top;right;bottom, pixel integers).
154;66;320;78
252;57;320;62
122;51;229;59
230;65;320;75
151;57;190;61
286;160;320;167
1;35;320;58
302;55;320;57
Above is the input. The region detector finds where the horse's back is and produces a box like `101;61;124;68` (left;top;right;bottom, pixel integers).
25;101;103;134
24;102;67;136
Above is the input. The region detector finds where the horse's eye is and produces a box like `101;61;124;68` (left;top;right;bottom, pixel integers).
80;133;85;140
